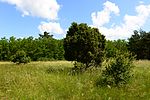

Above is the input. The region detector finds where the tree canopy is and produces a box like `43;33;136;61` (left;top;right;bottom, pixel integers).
105;39;128;58
39;31;53;38
64;22;106;69
0;32;64;61
128;30;150;60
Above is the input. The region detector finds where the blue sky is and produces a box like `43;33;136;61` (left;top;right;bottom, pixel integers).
0;0;150;40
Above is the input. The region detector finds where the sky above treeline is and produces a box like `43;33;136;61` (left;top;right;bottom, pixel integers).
0;0;150;40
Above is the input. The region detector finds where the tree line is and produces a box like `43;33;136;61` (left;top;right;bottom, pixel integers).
0;26;150;62
0;32;64;61
104;29;150;60
128;30;150;60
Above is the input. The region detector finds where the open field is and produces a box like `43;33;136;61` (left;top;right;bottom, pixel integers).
0;60;150;100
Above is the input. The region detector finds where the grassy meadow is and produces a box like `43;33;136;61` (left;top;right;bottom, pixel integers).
0;60;150;100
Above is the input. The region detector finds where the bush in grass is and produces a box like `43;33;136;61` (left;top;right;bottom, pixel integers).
11;50;31;64
98;51;135;87
64;22;106;70
71;62;86;74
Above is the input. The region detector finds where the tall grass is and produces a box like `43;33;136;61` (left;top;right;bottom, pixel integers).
0;60;150;99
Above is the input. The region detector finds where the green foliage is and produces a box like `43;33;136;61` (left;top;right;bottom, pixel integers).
21;56;31;64
39;31;53;38
0;32;64;61
11;50;31;64
71;62;86;74
128;30;150;60
0;37;10;61
64;22;106;69
105;39;128;58
99;52;134;87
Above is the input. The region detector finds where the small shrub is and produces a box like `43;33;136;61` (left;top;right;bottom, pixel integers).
20;56;31;64
11;50;31;64
71;62;86;73
98;51;134;87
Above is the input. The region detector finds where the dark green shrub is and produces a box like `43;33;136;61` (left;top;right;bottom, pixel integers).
11;50;31;64
64;22;106;70
71;62;86;74
20;56;31;64
99;51;134;87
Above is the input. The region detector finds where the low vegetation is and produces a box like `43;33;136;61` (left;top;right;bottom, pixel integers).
11;50;31;64
99;52;134;87
0;61;150;99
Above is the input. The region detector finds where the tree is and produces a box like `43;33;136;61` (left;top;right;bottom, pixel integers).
128;30;140;59
0;37;10;61
9;36;18;57
128;30;150;60
39;31;53;38
105;39;128;58
64;22;106;69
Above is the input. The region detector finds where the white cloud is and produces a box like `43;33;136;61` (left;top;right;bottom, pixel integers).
91;1;120;27
1;0;65;38
139;1;144;4
91;1;150;40
38;22;64;34
0;0;60;20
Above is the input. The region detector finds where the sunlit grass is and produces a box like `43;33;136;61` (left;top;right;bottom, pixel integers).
0;60;150;99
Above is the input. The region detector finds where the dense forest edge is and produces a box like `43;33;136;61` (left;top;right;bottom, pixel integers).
0;31;64;61
0;29;150;62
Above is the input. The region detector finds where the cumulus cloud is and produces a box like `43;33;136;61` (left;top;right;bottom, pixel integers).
0;0;60;20
38;22;64;34
91;1;120;27
91;1;150;40
1;0;65;36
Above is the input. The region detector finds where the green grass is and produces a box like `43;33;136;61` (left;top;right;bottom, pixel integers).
0;60;150;99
